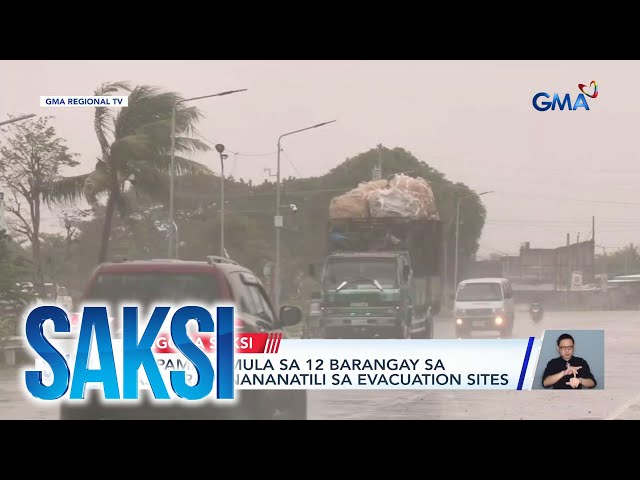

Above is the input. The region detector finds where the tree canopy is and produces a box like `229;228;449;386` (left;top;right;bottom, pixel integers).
43;144;487;302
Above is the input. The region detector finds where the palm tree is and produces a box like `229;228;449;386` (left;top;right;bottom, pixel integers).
47;82;212;263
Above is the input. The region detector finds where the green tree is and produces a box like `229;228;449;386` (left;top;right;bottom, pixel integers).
0;115;79;294
273;145;487;292
55;145;489;307
596;244;640;277
48;82;212;264
0;230;33;339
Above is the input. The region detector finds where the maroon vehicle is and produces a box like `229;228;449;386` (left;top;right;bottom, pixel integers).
59;256;305;420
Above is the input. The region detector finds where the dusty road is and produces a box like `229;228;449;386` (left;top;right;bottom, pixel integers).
2;307;639;420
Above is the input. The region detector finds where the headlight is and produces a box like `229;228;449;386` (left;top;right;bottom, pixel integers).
494;316;503;325
456;318;463;325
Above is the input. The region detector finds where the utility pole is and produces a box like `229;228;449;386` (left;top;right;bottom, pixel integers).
0;191;5;234
454;191;494;292
442;232;448;308
372;144;382;180
167;89;248;258
215;144;227;257
274;120;336;313
592;216;595;283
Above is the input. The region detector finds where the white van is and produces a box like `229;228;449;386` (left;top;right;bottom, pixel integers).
454;277;515;337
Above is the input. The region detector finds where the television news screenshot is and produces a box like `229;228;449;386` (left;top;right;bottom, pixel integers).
0;60;636;421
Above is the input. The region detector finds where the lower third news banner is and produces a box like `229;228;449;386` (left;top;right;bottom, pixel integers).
34;334;542;394
230;336;541;391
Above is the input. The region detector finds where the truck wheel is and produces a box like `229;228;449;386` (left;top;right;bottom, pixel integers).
393;320;410;339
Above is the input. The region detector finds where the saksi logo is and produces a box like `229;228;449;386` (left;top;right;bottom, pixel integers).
23;304;235;402
532;80;598;111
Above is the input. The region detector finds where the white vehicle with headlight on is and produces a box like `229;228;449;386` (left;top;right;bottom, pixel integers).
453;278;514;338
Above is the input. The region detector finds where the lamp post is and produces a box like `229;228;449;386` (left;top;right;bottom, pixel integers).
274;120;336;313
454;190;494;292
0;114;36;127
215;144;228;257
167;89;248;258
0;192;5;234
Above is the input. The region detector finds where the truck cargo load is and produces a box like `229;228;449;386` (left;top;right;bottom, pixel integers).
312;173;443;339
328;174;439;220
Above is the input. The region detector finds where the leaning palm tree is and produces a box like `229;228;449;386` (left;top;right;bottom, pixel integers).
47;82;212;263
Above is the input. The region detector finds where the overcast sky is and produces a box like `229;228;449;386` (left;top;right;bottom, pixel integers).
1;60;638;258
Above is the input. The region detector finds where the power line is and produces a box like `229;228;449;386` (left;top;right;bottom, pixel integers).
198;134;277;158
487;219;640;225
229;152;238;177
479;245;514;256
281;148;302;177
477;246;514;256
174;187;351;201
226;149;277;158
494;190;640;206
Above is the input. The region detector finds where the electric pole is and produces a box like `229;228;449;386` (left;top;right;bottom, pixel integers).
372;144;382;180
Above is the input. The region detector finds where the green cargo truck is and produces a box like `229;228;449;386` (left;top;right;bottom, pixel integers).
311;217;443;339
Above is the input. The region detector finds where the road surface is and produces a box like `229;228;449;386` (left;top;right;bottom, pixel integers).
308;307;640;420
1;307;639;420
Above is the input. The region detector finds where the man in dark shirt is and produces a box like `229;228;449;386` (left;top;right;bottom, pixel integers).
542;333;597;389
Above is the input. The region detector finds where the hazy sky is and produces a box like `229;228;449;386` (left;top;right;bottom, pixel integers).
1;60;638;258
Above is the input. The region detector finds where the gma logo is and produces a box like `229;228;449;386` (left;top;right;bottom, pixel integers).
532;92;590;111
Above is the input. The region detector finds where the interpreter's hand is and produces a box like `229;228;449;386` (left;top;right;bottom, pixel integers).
562;366;582;376
566;376;581;389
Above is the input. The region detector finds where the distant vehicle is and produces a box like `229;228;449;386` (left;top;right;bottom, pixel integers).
59;256;305;420
529;302;543;322
55;286;74;311
454;277;515;338
17;282;73;310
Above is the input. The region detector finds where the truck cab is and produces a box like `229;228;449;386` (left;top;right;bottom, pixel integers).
318;251;425;339
314;216;442;339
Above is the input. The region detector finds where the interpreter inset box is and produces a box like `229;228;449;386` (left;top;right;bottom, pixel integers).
532;330;604;390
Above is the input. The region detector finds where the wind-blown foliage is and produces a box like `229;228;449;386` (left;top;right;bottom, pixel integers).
47;82;212;263
0;115;79;293
44;144;488;305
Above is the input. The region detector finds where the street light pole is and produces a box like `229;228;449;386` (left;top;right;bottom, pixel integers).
0;192;5;234
453;190;494;293
274;120;336;313
215;144;228;257
167;89;248;258
454;198;461;294
0;114;36;127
